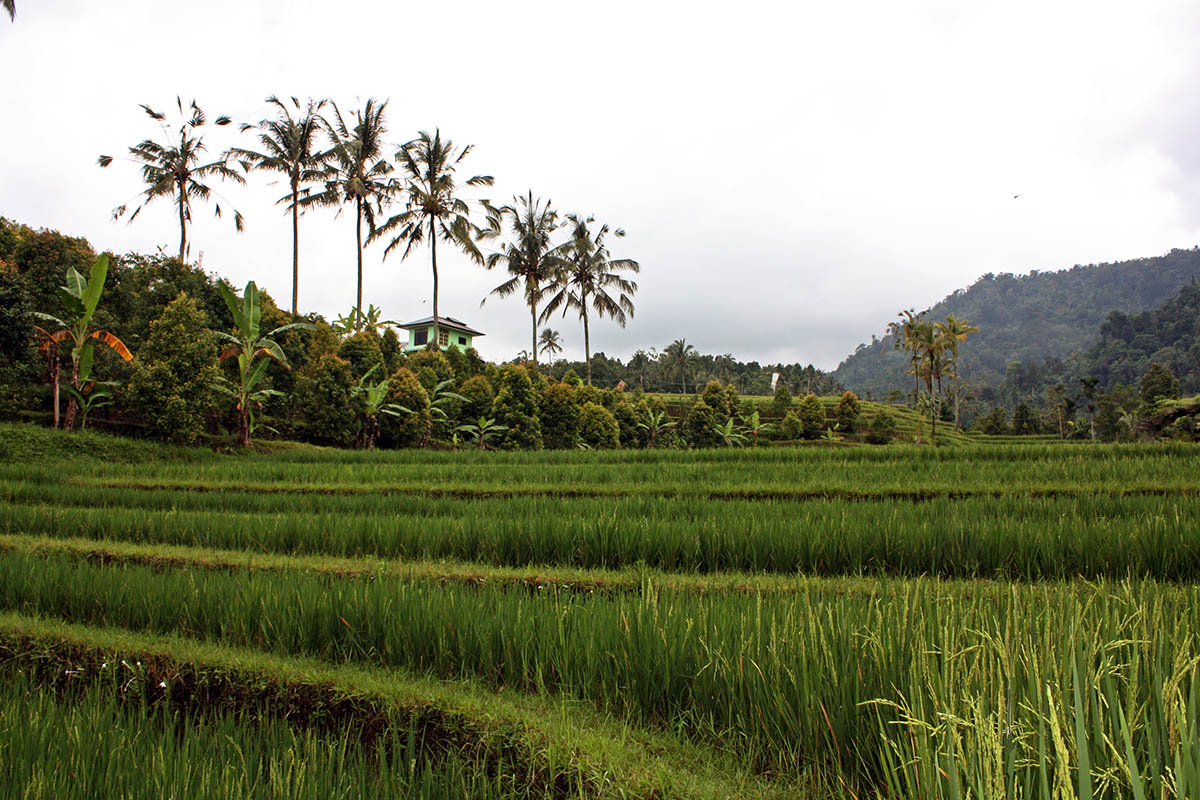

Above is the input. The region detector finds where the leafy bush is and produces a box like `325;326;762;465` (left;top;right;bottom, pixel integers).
681;400;720;448
576;384;602;407
125;292;220;444
294;354;358;447
772;383;792;417
492;364;542;450
834;391;861;432
977;408;1009;435
1141;362;1180;406
406;349;454;387
865;410;897;444
798;394;825;439
781;410;802;440
561;369;583;387
1012;403;1041;435
611;398;644;448
336;332;383;379
701;380;730;420
540;383;580;449
577;401;619;449
457;375;495;423
379;367;429;448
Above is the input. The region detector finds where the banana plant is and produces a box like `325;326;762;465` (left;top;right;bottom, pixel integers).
29;255;132;430
331;304;398;336
215;280;314;447
456;416;507;450
350;364;412;449
739;410;774;444
637;409;676;449
712;418;748;447
426;378;469;445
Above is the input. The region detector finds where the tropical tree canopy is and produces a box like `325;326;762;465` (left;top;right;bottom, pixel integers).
230;96;328;315
98;98;245;264
298;99;392;320
483;191;562;365
374;129;493;345
539;214;639;385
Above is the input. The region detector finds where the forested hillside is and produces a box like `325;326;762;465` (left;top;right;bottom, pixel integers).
833;248;1200;399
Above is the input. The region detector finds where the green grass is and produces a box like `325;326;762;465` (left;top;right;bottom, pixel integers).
3;548;1200;795
0;612;794;800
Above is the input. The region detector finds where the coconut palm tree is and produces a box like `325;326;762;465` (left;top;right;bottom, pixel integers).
375;129;493;348
99;98;245;264
230;96;328;315
538;328;563;360
934;314;978;429
540;214;639;385
661;339;696;394
482;191;562;366
298;99;392;325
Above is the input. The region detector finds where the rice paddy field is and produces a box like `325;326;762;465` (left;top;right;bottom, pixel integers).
2;422;1199;798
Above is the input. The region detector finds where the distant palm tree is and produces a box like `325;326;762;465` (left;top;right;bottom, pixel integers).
540;214;639;385
934;314;978;429
230;96;328;315
661;339;696;394
538;328;563;360
299;99;392;323
99;98;245;264
482;191;563;367
375;129;493;348
627;349;653;390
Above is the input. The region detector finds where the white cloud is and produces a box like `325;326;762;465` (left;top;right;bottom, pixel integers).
3;0;1200;369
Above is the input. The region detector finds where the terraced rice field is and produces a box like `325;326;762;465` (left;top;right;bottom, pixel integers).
2;422;1199;798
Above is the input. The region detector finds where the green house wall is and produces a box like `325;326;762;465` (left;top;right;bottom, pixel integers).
403;325;475;353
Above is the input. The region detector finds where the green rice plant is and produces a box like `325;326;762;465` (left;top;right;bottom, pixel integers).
0;672;556;800
3;550;1200;794
4;487;1200;580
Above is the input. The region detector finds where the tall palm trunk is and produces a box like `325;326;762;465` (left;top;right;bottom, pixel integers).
355;197;363;324
430;217;439;347
177;182;188;264
291;180;299;316
530;303;538;368
583;306;591;385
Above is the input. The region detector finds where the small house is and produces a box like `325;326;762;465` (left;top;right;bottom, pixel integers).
398;315;485;353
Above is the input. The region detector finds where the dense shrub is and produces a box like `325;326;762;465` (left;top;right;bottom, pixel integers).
125;293;220;444
701;380;730;420
406;349;455;387
865;410;897;444
723;384;741;419
611;398;644;448
561;369;583;387
834;391;861;432
577;401;619;449
415;365;440;395
781;410;802;440
798;394;825;439
1141;362;1180;406
576;384;602;407
1012;403;1041;435
541;383;580;449
492;364;542;450
336;332;383;379
457;375;495;422
772;382;792;417
977;408;1009;435
380;328;402;374
681;400;720;448
379;367;429;448
294;354;358;447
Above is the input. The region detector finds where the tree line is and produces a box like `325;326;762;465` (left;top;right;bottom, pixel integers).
96;96;640;383
0;218;864;450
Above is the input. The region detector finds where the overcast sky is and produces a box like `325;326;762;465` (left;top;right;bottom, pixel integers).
4;0;1200;369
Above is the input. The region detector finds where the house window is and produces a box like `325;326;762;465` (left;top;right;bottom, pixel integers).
438;330;449;347
458;336;467;346
414;329;428;345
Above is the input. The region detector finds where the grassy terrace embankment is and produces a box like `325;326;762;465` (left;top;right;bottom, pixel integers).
3;422;1200;797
